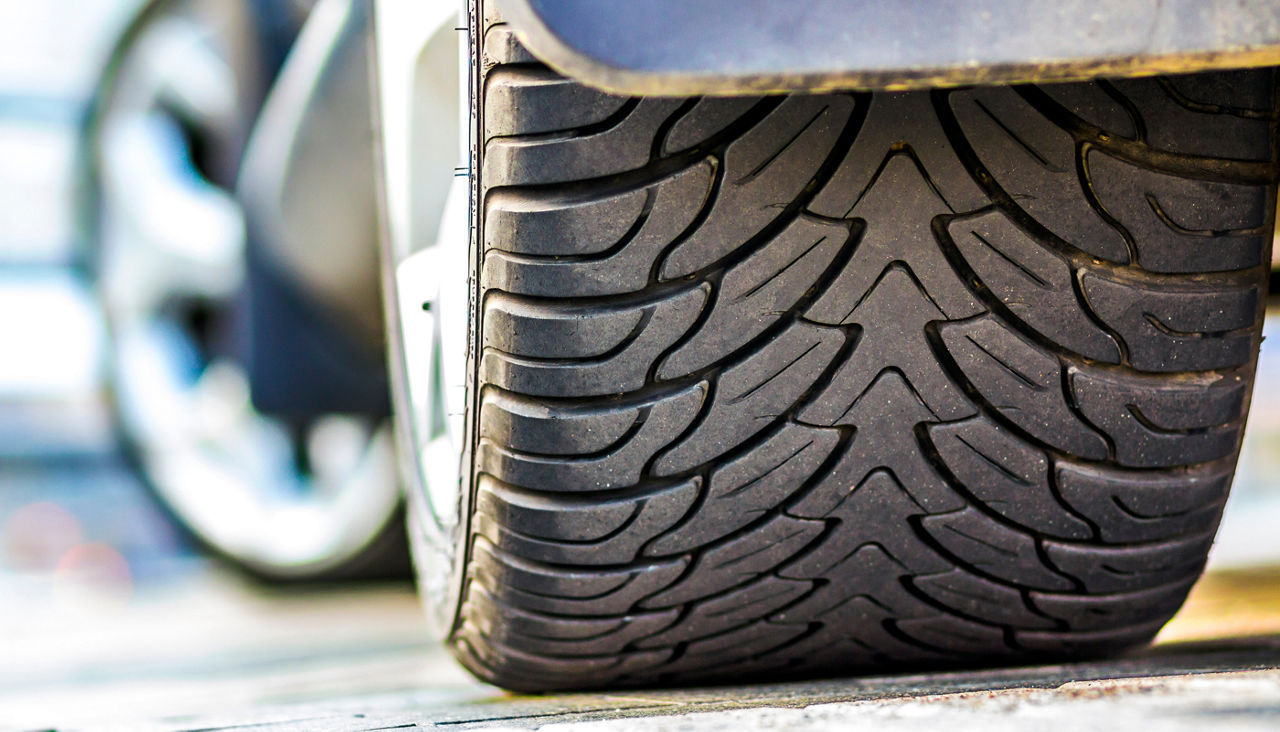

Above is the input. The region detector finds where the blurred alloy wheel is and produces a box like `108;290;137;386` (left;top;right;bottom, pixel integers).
85;0;407;581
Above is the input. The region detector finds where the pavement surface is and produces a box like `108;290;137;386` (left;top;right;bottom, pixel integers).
3;565;1280;730
3;487;1280;732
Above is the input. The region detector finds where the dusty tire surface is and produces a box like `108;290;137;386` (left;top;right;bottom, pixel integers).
444;4;1278;691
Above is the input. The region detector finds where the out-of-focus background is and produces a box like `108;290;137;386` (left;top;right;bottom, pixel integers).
0;1;472;726
4;1;1280;729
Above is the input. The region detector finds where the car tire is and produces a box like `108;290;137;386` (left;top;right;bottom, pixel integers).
426;3;1277;690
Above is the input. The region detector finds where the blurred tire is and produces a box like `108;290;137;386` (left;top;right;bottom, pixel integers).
83;0;408;582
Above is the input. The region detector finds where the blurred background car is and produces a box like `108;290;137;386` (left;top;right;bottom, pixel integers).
81;0;407;581
0;3;430;720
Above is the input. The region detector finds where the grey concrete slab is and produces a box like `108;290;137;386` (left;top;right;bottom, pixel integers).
51;635;1280;731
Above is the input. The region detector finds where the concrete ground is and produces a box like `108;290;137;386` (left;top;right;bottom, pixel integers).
0;418;1278;729
3;543;1280;730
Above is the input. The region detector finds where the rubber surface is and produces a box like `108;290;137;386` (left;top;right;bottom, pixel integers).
447;5;1278;691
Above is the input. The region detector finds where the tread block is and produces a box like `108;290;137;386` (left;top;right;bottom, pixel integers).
483;98;686;187
1086;150;1269;273
485;66;631;138
1013;618;1165;656
469;538;688;616
635;575;813;648
641;514;825;608
477;381;708;491
654;321;845;475
1044;530;1215;593
482;24;538;65
659;95;857;278
482;291;645;358
455;630;671;691
807;153;985;324
1070;367;1247;468
484;182;648;257
896;614;1016;657
658;215;852;379
1056;460;1232;543
802;264;978;424
920;507;1075;591
786;470;955;576
939;316;1110;460
462;584;678;655
473;476;699;565
646;422;839;556
1081;270;1259;372
770;609;951;668
479;284;709;397
948;86;1130;263
1030;577;1196;632
794;375;967;515
479;389;639;456
484;161;715;297
911;568;1058;630
774;544;955;665
1162;70;1278;118
947;209;1121;362
1039;81;1137;139
1111;74;1276;161
663;96;768;154
928;416;1093;540
656;619;810;676
808;92;989;216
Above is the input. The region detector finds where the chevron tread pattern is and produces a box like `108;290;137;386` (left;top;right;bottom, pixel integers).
444;7;1278;692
